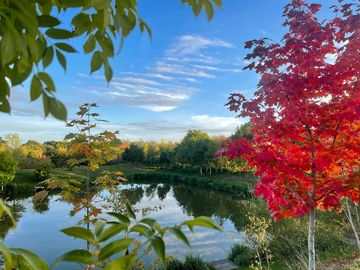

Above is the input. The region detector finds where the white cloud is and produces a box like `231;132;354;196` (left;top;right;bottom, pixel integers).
190;115;242;130
139;105;177;112
166;35;234;56
113;77;161;86
145;73;175;81
152;61;216;78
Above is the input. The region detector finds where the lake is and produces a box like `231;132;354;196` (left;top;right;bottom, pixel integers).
2;182;251;269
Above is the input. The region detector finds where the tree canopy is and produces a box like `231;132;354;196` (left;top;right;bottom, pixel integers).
0;0;222;120
223;0;359;268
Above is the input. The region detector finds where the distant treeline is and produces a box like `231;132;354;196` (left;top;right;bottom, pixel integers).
0;123;252;175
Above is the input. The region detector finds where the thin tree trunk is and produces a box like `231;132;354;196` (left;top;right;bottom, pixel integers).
256;249;263;270
308;206;316;270
265;249;270;270
345;199;360;250
354;204;360;225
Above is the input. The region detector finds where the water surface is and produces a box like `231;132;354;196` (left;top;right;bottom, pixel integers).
3;182;250;269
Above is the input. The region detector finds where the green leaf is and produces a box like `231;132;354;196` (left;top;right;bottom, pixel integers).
38;72;55;91
98;238;133;261
104;61;113;82
212;0;222;8
52;249;93;267
37;15;61;27
125;201;136;219
27;36;41;63
182;216;222;232
61;226;95;242
97;223;126;242
46;28;74;39
0;200;15;224
130;223;151;236
167;227;190;246
42;93;49;117
90;51;103;73
139;20;152;39
83;35;96;54
0;240;14;269
71;13;91;35
107;212;130;225
11;248;49;270
96;33;114;57
151;236;165;262
203;0;214;20
104;254;137;270
0;98;10;113
30;75;43;101
94;221;106;237
56;49;67;71
42;46;54;68
48;96;67;121
1;30;16;66
10;63;32;85
55;43;77;53
139;217;157;229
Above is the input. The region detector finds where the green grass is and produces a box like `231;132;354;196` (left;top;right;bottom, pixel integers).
31;163;255;196
164;255;215;270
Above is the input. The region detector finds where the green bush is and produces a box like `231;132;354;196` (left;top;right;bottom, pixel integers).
228;244;255;267
165;255;215;270
34;164;50;182
0;151;17;187
4;183;33;195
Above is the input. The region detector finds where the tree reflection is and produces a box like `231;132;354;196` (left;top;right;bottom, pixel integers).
157;184;171;201
0;200;25;239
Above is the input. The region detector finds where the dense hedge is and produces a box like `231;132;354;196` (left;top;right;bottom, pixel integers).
126;172;253;198
3;183;34;195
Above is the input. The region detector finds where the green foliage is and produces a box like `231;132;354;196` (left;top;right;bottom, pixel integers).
4;183;34;195
34;164;50;182
164;255;216;270
174;130;213;168
65;103;122;171
53;202;221;269
228;244;255;267
122;143;145;163
0;0;221;120
128;172;252;198
0;151;17;185
229;123;253;140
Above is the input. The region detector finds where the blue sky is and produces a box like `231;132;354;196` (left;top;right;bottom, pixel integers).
0;0;335;142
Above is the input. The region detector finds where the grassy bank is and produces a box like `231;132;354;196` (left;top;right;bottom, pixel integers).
50;163;255;196
6;163;255;196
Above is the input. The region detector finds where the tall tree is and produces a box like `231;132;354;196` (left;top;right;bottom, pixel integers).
223;1;359;269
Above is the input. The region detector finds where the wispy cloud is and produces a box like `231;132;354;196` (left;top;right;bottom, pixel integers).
104;114;245;141
72;78;197;113
166;35;234;56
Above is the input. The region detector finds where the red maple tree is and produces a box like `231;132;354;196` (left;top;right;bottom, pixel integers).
223;1;359;268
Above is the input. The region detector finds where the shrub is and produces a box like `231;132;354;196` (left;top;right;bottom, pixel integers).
34;164;50;182
228;244;255;267
165;255;215;270
0;151;17;188
4;183;33;195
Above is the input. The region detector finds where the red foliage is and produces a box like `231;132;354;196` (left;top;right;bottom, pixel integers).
223;0;360;220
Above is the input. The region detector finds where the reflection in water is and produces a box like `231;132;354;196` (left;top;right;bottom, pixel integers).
0;200;25;239
2;182;254;268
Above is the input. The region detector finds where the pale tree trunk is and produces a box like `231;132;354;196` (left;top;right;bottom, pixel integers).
345;199;360;250
354;204;360;225
256;249;263;270
308;206;316;270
